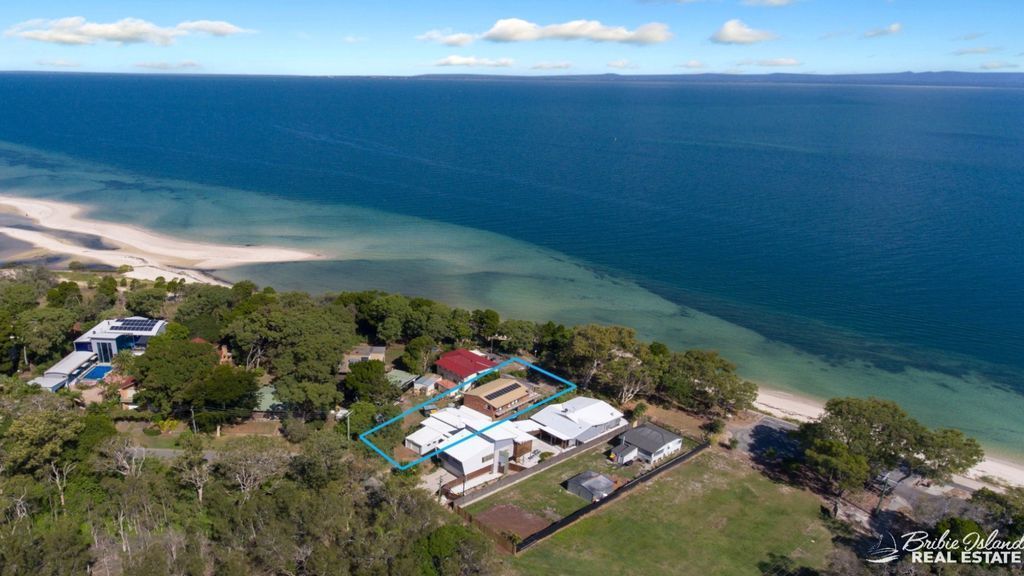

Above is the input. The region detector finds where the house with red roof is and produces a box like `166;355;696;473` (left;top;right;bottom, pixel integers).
435;348;498;383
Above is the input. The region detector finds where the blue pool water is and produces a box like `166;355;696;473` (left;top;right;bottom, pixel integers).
84;365;113;380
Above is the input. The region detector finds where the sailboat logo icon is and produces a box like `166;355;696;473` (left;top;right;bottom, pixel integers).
866;533;901;564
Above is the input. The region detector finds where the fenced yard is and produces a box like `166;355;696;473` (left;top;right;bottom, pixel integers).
508;450;834;576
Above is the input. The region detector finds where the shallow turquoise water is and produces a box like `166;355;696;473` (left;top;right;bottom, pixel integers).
1;142;1021;460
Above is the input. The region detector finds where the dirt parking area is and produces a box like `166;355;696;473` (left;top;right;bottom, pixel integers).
474;504;550;539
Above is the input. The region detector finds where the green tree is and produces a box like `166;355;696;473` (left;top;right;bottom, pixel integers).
496;319;538;355
45;281;83;309
560;324;638;389
131;336;219;414
0;393;84;472
915;428;984;484
344;360;397;405
470;309;500;348
275;380;344;417
415;524;496;576
804;438;871;496
800;397;928;478
162;321;190;341
15;306;76;367
400;335;437;374
657;350;757;416
125;287;167;317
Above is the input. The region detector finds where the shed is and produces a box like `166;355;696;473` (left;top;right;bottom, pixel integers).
566;471;615;502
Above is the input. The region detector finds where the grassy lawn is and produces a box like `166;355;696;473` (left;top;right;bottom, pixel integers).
466;446;639;520
509;451;832;576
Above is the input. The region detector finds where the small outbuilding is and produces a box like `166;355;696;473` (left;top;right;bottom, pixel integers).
566;471;615;502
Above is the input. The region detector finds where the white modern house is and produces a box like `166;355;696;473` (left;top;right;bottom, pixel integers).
73;317;168;363
529;397;627;448
31;317;167;392
404;406;489;456
404;405;535;480
436;420;535;479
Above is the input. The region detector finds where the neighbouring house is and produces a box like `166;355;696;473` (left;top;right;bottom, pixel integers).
435;348;498;383
118;379;139;410
386;369;417;391
411;373;442;395
436;378;461;398
404;406;490;455
611;423;684;466
529;397;627;448
404;405;534;479
29;350;97;392
339;345;386;374
566;471;615;502
463;377;534;420
73;316;168;363
436;421;535;480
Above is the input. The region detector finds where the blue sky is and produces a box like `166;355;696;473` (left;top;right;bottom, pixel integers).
1;0;1021;75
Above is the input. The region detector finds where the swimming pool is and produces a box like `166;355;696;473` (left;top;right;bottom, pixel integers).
83;365;113;380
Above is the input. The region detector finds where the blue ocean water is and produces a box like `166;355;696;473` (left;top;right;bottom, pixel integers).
0;73;1022;451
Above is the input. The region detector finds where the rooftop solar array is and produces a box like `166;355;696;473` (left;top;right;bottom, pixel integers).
484;382;522;401
110;318;160;332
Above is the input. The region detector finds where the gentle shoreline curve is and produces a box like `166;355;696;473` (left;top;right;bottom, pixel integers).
0;194;321;285
755;386;1024;488
3;193;1023;490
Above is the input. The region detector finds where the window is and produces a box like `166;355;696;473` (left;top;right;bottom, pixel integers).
482;453;493;462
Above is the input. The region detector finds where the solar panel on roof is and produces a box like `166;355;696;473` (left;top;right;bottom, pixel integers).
484;382;521;401
110;319;158;332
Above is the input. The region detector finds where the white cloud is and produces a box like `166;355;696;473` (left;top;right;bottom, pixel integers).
953;32;985;41
342;35;365;44
434;55;513;68
175;20;247;37
416;29;475;47
531;61;572;70
953;46;998;55
5;16;250;46
742;0;795;6
136;61;201;70
676;59;705;69
711;20;778;44
482;18;671;45
979;61;1018;70
35;58;80;68
864;22;902;38
607;59;638;69
757;57;801;66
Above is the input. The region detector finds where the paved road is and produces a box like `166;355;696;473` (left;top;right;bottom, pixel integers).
129;447;218;461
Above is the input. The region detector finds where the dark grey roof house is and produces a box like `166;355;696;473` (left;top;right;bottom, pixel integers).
613;423;684;465
566;471;615;502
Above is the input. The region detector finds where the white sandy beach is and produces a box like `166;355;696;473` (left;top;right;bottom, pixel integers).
755;387;1024;488
0;194;320;285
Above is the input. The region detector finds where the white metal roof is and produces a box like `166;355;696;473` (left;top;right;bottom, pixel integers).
530;397;623;441
75;317;166;342
406;425;450;448
439;429;494;462
30;375;67;391
44;351;96;377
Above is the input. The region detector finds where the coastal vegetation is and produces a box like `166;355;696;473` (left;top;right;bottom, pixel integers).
0;266;1002;575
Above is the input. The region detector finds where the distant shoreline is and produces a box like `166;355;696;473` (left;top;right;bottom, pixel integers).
0;194;320;285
